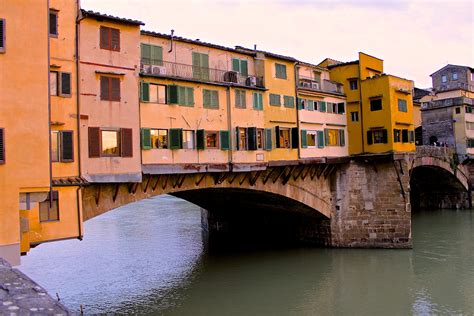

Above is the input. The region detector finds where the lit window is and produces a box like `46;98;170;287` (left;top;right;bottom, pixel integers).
206;132;218;149
351;111;359;122
307;131;317;147
325;129;339;146
51;131;60;162
150;129;168;149
238;128;247;150
278;128;291;148
182;130;195;149
39;191;59;222
349;79;358;90
101;130;120;156
257;129;264;149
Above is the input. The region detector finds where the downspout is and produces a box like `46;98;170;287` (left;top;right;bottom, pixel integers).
76;2;83;239
47;0;53;205
294;62;301;159
226;86;233;170
358;62;365;153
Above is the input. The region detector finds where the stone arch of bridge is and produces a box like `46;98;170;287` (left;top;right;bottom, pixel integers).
410;156;469;191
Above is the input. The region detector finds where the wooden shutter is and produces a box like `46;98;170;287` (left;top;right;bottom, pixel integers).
196;129;205;150
275;126;280;148
0;128;5;164
402;129;408;143
88;127;101;158
320;101;326;112
291;127;299;149
100;26;109;49
203;90;211;107
301;130;307;148
0;19;5;52
220;130;230;150
169;128;183;149
253;93;258;109
232;58;240;72
140;82;150;102
60;131;74;162
201;54;209;80
324;129;329;146
121;128;133;157
100;76;109;100
111;77;120;101
308;100;314;111
258;93;263;110
186;87;194;106
317;130;325;148
141;43;151;64
168;85;178;104
111;28;120;51
367;131;373;145
338;102;345;114
240;60;248;76
297;98;304;110
235;127;240;150
141;128;151;149
382;129;388;144
211;91;219;108
59;72;71;97
247;127;257;151
151;45;163;65
339;129;345;147
265;128;272;151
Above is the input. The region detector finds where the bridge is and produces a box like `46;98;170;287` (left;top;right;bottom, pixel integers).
77;146;470;249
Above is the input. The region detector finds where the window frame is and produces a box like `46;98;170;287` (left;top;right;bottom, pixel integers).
306;130;317;148
441;75;447;83
256;128;265;150
100;129;121;157
283;96;295;108
350;111;359;122
100;26;120;52
370;98;382;111
148;83;167;104
150;128;168;149
182;130;195;149
269;93;281;106
278;127;291;149
275;63;287;79
253;92;263;110
203;89;219;109
51;131;61;162
237;127;248;151
205;131;219;149
0;128;4;164
398;98;407;112
50;71;58;96
49;10;58;38
452;72;458;80
235;90;247;109
100;75;121;102
373;130;385;144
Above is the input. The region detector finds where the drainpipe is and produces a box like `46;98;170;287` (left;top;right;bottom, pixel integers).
76;1;83;240
358;62;365;153
226;86;233;170
47;0;53;205
294;62;301;159
76;186;82;240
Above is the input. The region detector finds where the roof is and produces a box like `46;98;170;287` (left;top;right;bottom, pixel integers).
430;64;474;76
141;30;257;57
297;61;327;71
235;46;298;62
80;9;144;26
413;87;431;100
327;60;359;69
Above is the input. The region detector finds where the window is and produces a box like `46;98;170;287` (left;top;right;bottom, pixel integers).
192;52;209;80
275;63;287;79
0;128;4;164
257;129;264;149
349;79;358;90
456;107;461;114
466;106;473;113
467;122;474;130
269;94;281;106
253;92;263;110
313;71;321;83
50;72;58;96
398;99;407;112
101;130;120;156
452;72;458;80
367;129;388;144
100;76;120;101
150;84;166;104
49;72;71;97
393;129;401;143
150;129;168;149
100;26;120;51
235;90;246;108
49;10;58;37
276;127;291;148
206;131;219;149
182;130;195;149
237;128;247;150
203;89;219;109
442;75;447;83
467;139;474;148
409;130;415;143
167;85;194;106
283;96;295;108
324;129;344;146
140;43;163;66
307;131;317;147
89;127;132;158
0;19;5;53
370;98;382;111
351;111;359;122
39;191;59;222
402;129;409;143
232;58;248;76
51;130;74;162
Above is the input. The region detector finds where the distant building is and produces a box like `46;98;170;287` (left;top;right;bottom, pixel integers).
413;87;431;144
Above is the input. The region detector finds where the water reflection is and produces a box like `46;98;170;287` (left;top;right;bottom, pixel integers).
19;197;474;315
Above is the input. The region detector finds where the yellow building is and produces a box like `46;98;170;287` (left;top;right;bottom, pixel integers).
324;52;415;155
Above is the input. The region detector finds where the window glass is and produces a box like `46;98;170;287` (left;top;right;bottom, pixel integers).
151;129;168;149
257;129;264;149
239;128;247;150
351;111;359;122
452;72;458;80
49;11;58;36
206;132;218;148
349;79;358;90
370;99;382;111
279;128;290;148
394;129;401;142
398;99;407;112
182;130;195;149
373;130;385;143
101;130;120;156
326;129;339;146
307;131;317;147
50;72;58;96
51;131;60;162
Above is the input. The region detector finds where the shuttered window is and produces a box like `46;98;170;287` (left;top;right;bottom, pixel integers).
253;92;263;110
264;128;272;150
269;94;281;106
247;127;257;151
368;129;388;144
283;96;295;108
275;63;287;79
203;89;219;109
0;128;5;164
167;85;193;106
307;100;315;111
49;11;58;37
140;43;163;66
220;131;230;150
89;127;133;158
100;26;120;51
232;58;248;77
317;131;325;148
235;90;246;108
0;19;5;53
192;52;209;80
402;129;409;143
59;72;71;97
39;191;59;222
319;101;326;112
100;76;120;101
121;128;133;157
196;129;205;150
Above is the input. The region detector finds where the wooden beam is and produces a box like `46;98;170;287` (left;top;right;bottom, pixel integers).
272;167;287;184
161;174;169;190
151;175;161;191
143;176;152;193
262;167;277;185
112;183;120;202
227;173;239;185
323;165;336;179
282;166;296;185
95;185;101;206
317;165;328;179
301;166;312;180
249;170;262;186
195;173;206;186
292;166;305;181
239;173;248;186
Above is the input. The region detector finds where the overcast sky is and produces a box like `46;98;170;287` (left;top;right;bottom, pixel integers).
81;0;473;88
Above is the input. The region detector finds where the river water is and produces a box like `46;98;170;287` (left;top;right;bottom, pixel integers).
19;195;474;315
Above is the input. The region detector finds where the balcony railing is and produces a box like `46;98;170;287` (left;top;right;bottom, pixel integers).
141;60;264;88
297;76;344;95
435;82;474;92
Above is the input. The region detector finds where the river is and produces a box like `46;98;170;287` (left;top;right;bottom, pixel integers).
19;195;474;315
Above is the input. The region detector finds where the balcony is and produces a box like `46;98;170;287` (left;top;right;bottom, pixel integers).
141;60;264;88
297;76;344;95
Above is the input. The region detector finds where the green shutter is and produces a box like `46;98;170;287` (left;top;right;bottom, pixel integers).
169;128;183;149
141;128;151;150
265;128;272;150
297;98;304;110
232;58;240;72
320;101;326;112
203;89;211;107
168;85;178;104
151;45;163;65
196;129;205;150
220;130;230;150
339;129;345;146
317;130;324;148
186;87;194;106
177;86;186;105
301;130;307;148
201;54;209;80
308;100;314;111
324;129;329;145
235;127;240;150
253;92;258;110
192;52;201;79
211;91;219;108
240;60;248;76
141;43;151;64
258;93;263;110
140;82;150;102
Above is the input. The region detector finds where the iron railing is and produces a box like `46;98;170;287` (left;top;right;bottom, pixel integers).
297;76;344;95
141;60;264;88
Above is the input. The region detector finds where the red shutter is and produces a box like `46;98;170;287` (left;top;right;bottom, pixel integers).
88;127;101;158
111;77;121;101
99;26;109;49
0;128;5;164
121;128;133;157
111;28;120;51
100;76;109;101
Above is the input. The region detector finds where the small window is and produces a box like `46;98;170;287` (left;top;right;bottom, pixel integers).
0;128;4;164
349;79;358;90
59;72;71;97
182;130;195;149
150;129;168;149
351;111;359;122
452;72;458;80
39;191;59;222
149;84;167;104
100;26;120;51
275;63;287;79
393;129;401;143
50;71;58;96
50;130;74;162
237;128;247;150
307;131;317;148
373;130;386;144
235;90;246;108
269;94;281;106
101;130;120;156
283;96;295;108
49;10;58;37
278;128;291;148
442;75;447;83
257;129;265;149
455;107;461;114
51;131;60;162
206;131;219;149
370;98;382;111
203;89;219;109
467;122;474;130
253;92;263;110
0;19;5;53
100;76;120;101
398;99;407;112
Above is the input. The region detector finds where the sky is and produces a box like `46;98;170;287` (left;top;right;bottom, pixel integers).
81;0;473;88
